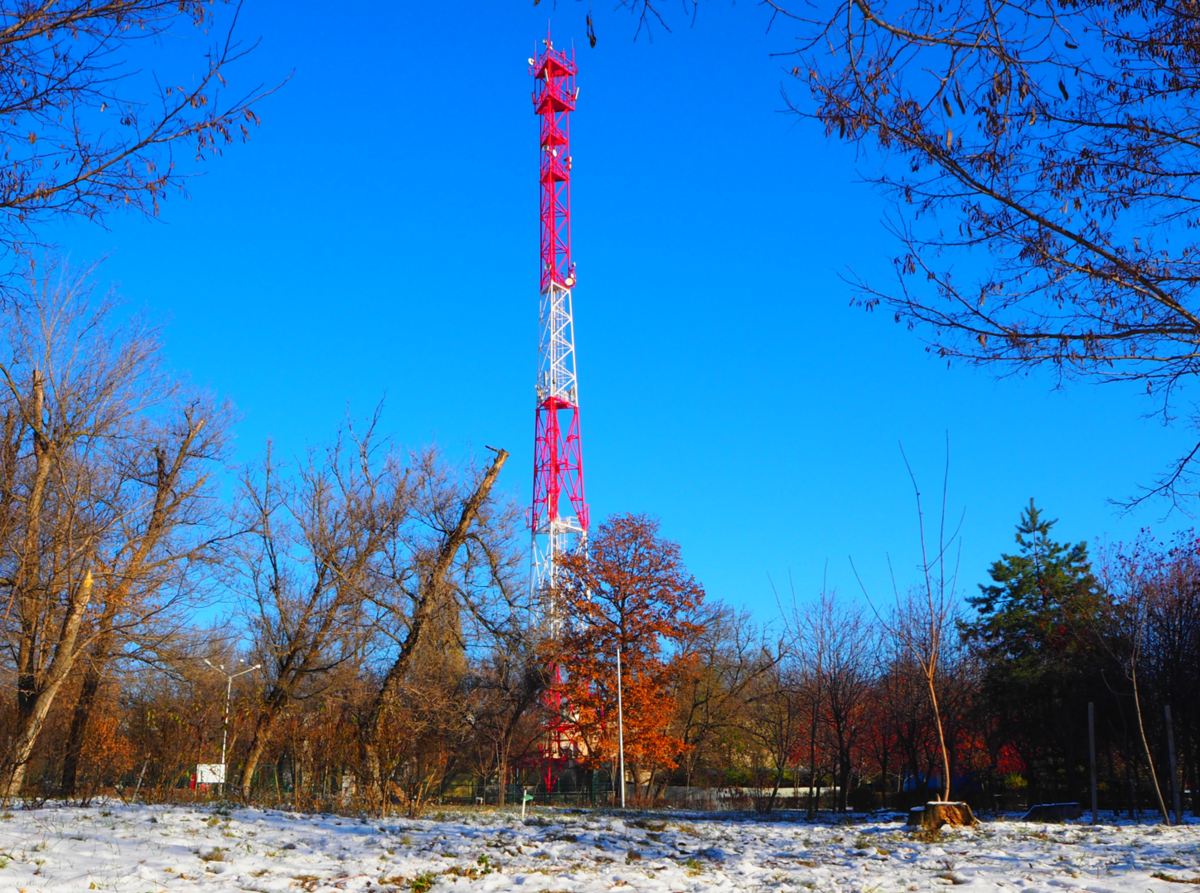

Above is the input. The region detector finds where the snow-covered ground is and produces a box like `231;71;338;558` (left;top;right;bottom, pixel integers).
0;802;1196;893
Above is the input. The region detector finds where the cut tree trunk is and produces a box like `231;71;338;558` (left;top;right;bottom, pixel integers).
907;801;978;830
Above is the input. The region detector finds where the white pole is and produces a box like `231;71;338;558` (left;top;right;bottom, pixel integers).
206;660;261;800
221;674;232;786
616;644;626;809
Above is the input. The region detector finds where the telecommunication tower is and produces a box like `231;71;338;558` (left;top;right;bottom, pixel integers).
529;34;588;792
529;36;588;614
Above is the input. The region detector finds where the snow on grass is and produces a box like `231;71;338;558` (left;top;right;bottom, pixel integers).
0;803;1196;893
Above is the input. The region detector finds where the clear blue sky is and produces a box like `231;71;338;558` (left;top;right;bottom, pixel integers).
42;1;1199;623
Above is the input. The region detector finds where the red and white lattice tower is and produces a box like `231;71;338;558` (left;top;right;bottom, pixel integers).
530;36;588;614
529;34;588;792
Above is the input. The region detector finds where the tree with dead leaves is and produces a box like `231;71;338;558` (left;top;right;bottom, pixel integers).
613;0;1200;505
782;0;1200;505
671;604;779;793
0;0;275;265
554;513;706;801
232;423;410;799
0;261;229;798
355;446;516;810
462;629;548;807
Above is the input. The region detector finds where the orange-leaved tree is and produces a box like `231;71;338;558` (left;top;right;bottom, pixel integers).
553;513;705;800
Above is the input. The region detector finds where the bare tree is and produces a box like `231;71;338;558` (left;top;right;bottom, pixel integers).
671;604;778;793
463;627;547;807
0;261;224;797
854;442;962;803
805;590;875;813
357;447;512;809
875;644;932;800
234;421;409;798
1138;534;1200;820
1099;535;1175;824
740;645;805;814
886;588;956;802
59;395;231;798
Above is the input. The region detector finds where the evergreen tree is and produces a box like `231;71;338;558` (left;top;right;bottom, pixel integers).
962;500;1106;802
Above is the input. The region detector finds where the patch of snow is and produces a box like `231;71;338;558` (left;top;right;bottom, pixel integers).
0;803;1195;893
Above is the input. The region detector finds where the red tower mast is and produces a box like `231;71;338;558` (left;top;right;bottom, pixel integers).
530;36;588;606
529;33;588;793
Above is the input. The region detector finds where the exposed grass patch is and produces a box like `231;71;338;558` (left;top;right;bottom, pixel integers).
632;818;667;832
410;871;438;892
443;861;493;879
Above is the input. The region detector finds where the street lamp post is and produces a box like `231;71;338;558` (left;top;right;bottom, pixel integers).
204;659;261;799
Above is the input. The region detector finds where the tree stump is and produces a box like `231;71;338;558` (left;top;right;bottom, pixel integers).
907;801;978;830
1020;803;1082;822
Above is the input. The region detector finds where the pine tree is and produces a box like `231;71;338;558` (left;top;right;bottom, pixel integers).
962;500;1105;801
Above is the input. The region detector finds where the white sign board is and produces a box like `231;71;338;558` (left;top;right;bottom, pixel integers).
196;764;226;784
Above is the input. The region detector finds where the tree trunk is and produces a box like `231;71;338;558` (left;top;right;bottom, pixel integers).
60;662;103;799
838;757;851;812
239;693;285;798
880;738;890;811
3;683;68;799
807;710;818;818
1104;735;1117;817
497;750;507;807
927;674;951;802
1130;663;1171;824
767;764;783;814
61;616;117;798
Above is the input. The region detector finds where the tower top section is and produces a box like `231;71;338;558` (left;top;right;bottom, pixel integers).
530;35;577;293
